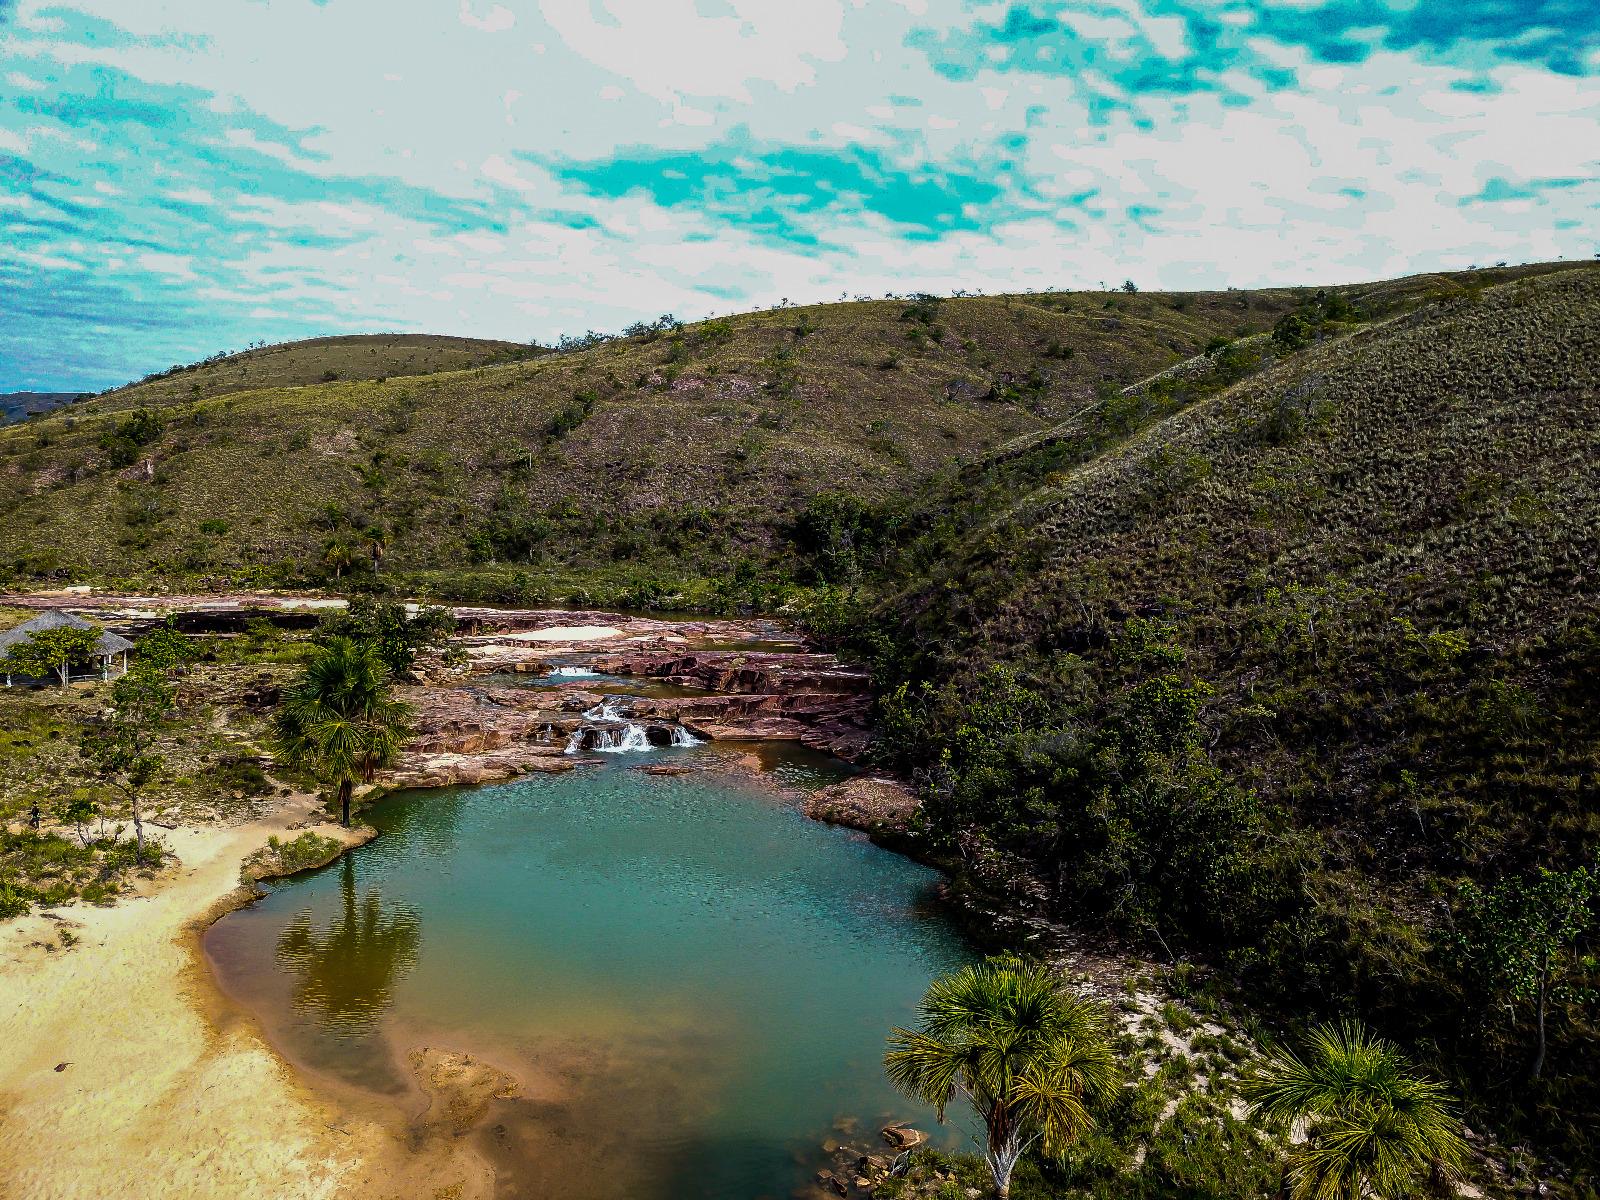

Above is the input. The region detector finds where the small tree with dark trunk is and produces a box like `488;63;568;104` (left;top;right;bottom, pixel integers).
79;669;172;859
1452;864;1598;1081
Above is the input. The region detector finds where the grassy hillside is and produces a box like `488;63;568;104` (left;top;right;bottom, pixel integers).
831;262;1600;1171
90;332;536;413
3;259;1595;1175
0;285;1316;602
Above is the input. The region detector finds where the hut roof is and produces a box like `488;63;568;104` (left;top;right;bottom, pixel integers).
0;611;135;657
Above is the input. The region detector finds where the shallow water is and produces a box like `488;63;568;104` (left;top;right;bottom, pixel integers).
205;752;970;1199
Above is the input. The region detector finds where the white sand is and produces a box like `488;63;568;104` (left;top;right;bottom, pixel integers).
0;799;491;1199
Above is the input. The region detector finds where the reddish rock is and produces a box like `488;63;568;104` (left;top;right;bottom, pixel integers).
804;777;921;834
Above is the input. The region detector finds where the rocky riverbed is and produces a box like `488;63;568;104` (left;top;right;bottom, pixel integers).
6;591;915;834
389;611;905;832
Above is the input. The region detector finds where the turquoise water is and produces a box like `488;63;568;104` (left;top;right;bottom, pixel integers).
205;753;970;1199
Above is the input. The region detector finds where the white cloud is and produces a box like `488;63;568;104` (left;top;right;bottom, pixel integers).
2;0;1596;390
459;2;516;33
538;0;847;102
481;154;540;192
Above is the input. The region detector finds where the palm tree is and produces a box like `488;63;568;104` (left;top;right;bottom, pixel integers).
885;955;1118;1199
272;637;412;826
361;524;388;575
1242;1020;1469;1200
321;535;357;580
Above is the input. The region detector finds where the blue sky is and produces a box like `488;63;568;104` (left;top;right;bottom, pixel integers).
1;0;1596;391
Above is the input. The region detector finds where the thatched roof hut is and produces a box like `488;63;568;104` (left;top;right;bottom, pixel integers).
0;611;134;684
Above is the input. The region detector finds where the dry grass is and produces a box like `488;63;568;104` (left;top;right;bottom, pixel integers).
1;269;1530;590
85;332;535;413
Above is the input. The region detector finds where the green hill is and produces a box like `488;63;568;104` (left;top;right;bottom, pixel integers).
6;267;1569;606
0;285;1317;600
837;261;1600;1166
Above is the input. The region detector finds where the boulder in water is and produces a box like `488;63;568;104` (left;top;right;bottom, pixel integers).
880;1122;927;1150
815;1170;848;1196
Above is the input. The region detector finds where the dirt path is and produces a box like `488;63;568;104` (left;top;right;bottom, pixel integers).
0;799;488;1200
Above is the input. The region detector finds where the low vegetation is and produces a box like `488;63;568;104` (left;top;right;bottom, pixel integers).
239;831;346;883
816;263;1600;1180
0;826;161;916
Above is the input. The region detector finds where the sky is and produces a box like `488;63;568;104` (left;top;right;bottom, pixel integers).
0;1;1596;392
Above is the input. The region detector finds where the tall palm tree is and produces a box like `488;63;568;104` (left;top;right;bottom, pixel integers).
885;955;1118;1199
272;637;412;826
1242;1020;1469;1200
361;524;388;576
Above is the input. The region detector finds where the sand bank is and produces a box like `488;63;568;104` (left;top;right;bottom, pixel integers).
0;798;489;1200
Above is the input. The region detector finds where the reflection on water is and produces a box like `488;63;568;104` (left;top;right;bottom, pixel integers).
206;748;969;1200
276;856;421;1035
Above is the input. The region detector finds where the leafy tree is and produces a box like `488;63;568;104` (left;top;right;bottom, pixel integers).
315;597;456;679
790;493;900;589
4;624;102;688
272;637;412;827
1272;310;1316;352
97;407;164;467
885;955;1118;1198
1243;1020;1467;1200
1451;864;1598;1080
56;791;99;846
79;669;172;857
136;619;197;674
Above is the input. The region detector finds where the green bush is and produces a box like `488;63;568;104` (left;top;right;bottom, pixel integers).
0;882;31;919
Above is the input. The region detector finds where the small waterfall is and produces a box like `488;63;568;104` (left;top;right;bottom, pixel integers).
563;696;697;756
595;723;652;753
549;666;598;678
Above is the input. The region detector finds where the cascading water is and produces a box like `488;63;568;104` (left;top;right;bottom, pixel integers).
548;666;599;678
561;694;699;755
595;723;652;754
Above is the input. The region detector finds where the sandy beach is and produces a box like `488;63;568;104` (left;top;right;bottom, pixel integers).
0;797;490;1200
